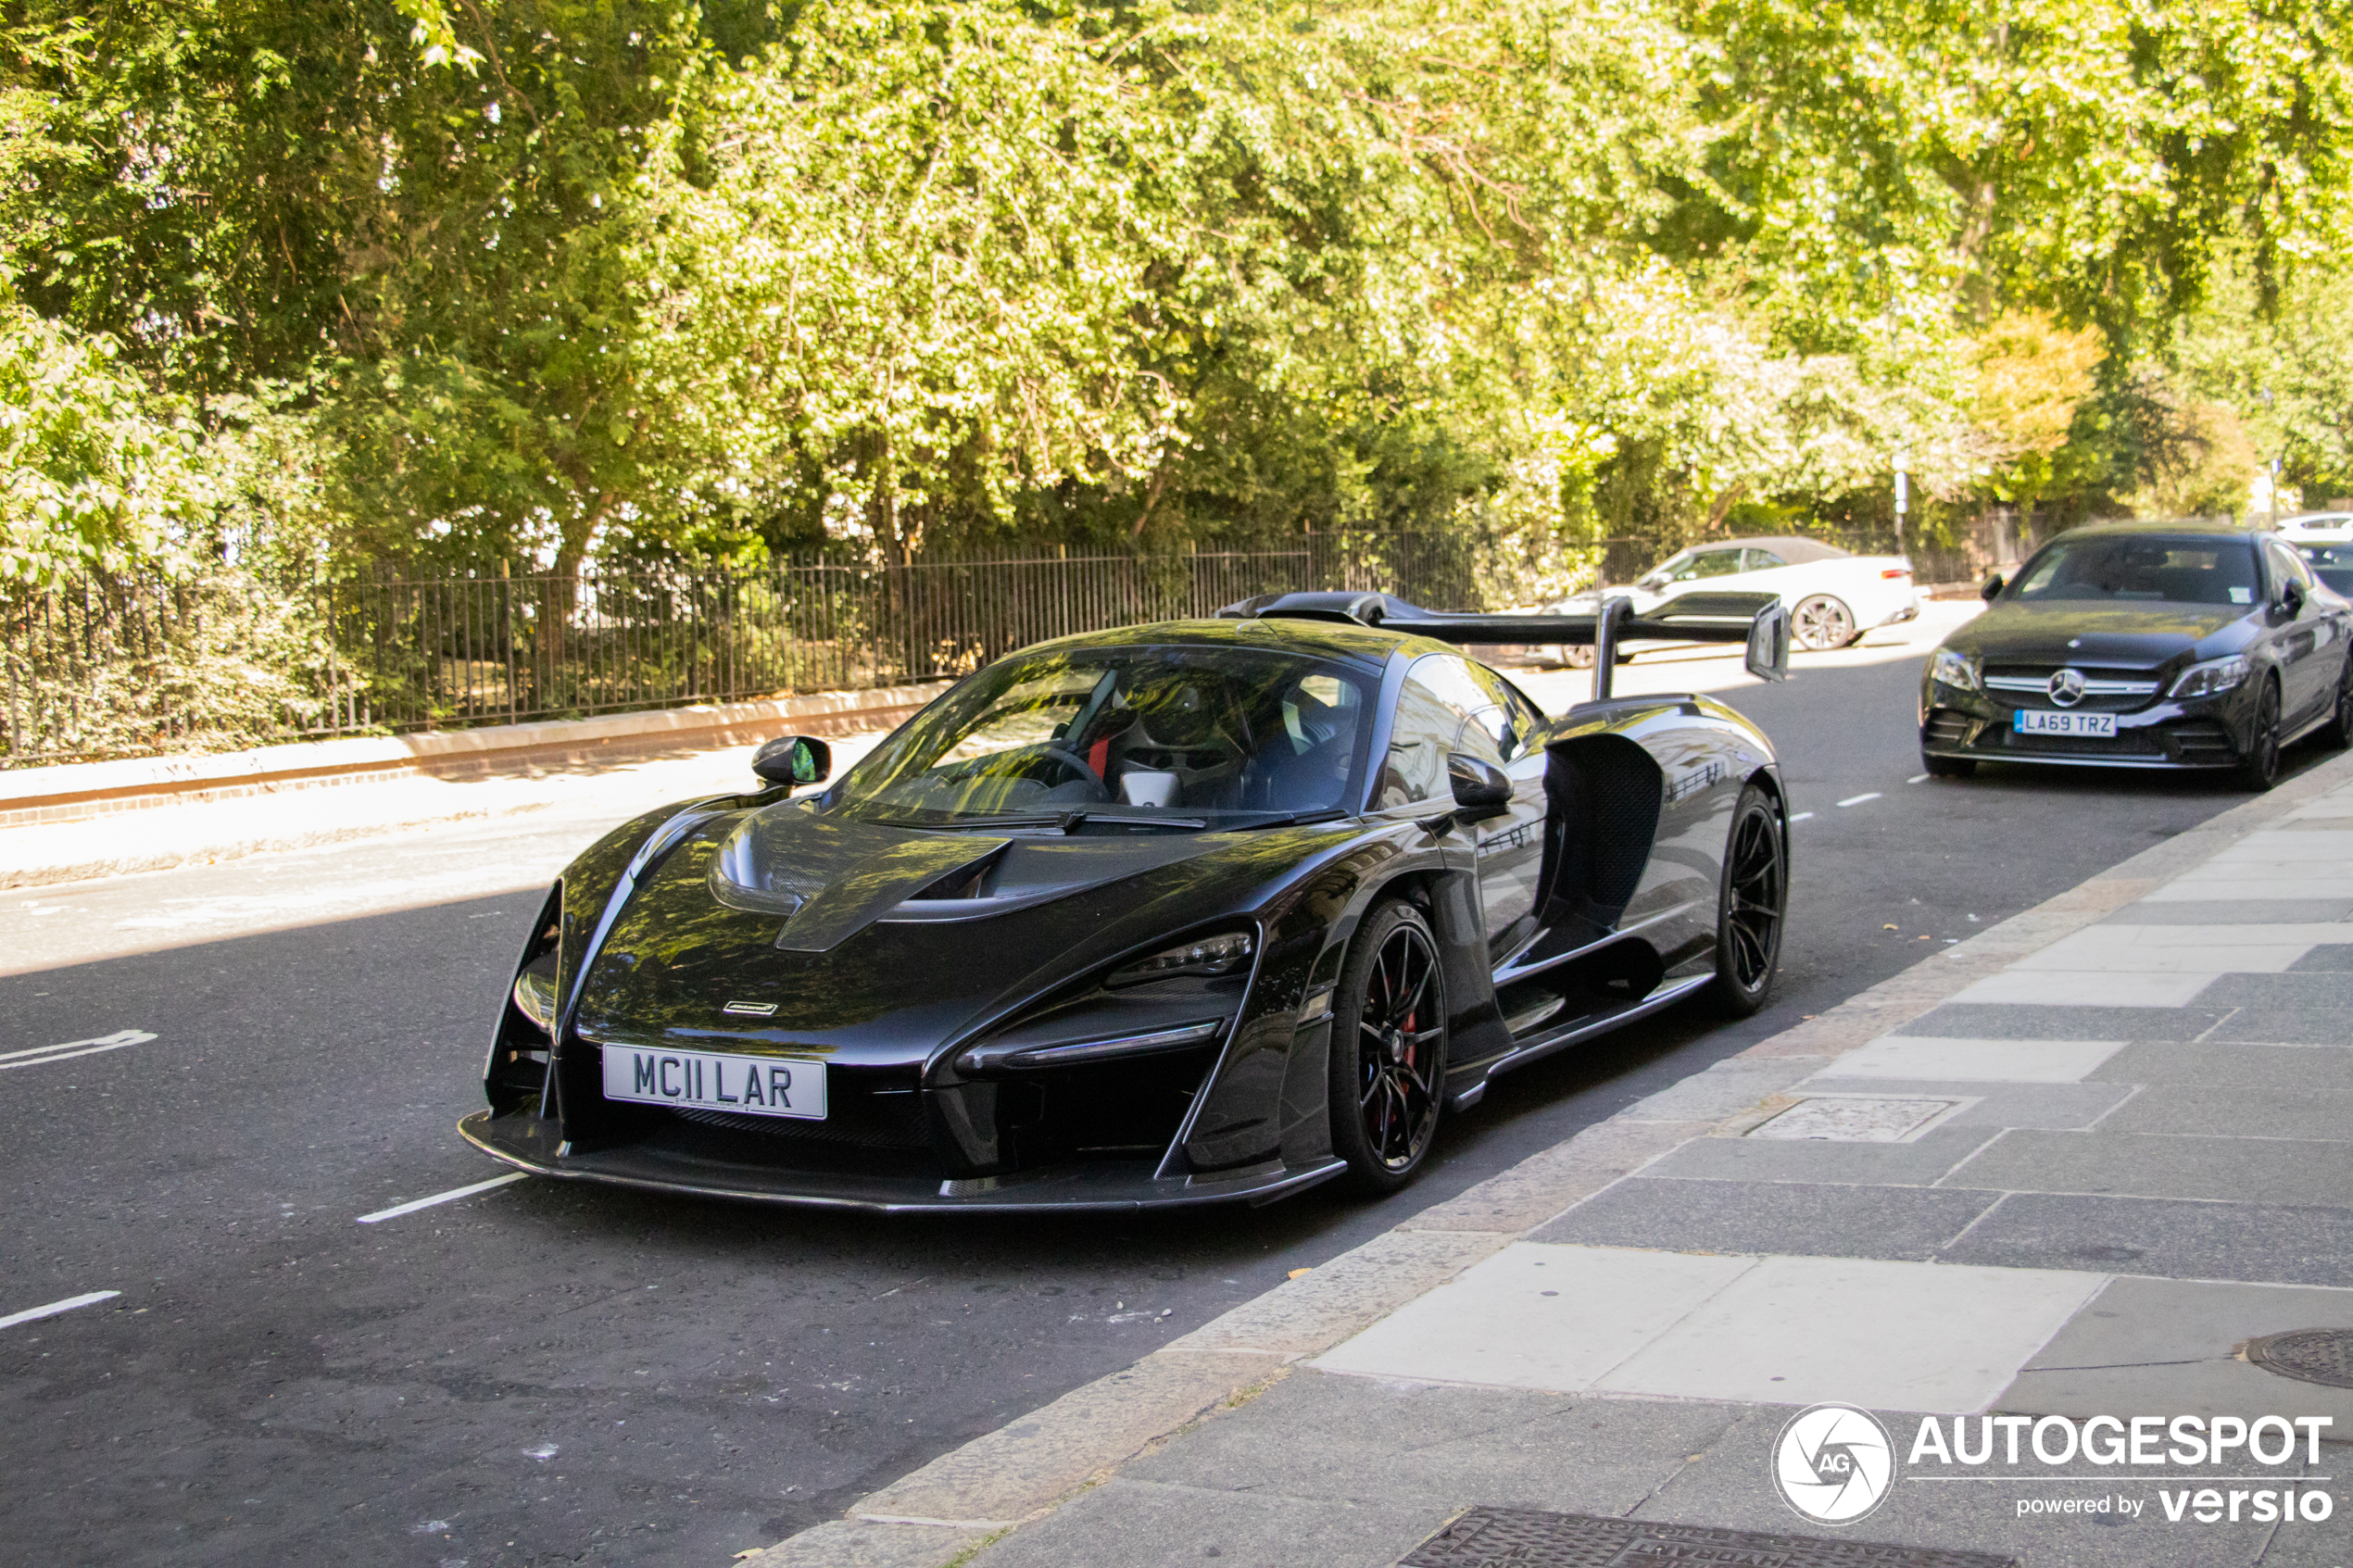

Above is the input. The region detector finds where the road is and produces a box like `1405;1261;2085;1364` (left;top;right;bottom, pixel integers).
0;614;2319;1568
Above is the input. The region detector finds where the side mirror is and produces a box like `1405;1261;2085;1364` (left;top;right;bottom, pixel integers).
1981;573;2006;603
1447;754;1512;822
752;734;832;788
2283;580;2307;615
1745;601;1790;683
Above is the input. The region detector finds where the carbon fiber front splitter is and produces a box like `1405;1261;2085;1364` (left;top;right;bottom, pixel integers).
457;1110;1345;1213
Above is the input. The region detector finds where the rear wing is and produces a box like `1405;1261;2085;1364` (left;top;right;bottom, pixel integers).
1215;591;1790;701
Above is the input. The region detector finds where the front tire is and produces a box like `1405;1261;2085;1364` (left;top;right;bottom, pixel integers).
1712;784;1787;1016
1328;901;1448;1195
1792;595;1856;651
2241;677;2283;792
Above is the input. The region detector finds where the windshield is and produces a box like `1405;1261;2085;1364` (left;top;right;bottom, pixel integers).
2007;535;2259;607
2301;544;2353;596
826;644;1378;827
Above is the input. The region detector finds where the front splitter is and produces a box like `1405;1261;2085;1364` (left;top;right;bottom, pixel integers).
458;1110;1345;1214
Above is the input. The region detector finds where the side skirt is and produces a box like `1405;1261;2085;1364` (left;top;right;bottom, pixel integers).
1444;973;1713;1110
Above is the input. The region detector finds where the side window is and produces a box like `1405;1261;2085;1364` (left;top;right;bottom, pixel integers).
1742;548;1787;571
1414;657;1506;763
2273;542;2316;593
1685;548;1746;580
1375;676;1460;808
1466;663;1546;760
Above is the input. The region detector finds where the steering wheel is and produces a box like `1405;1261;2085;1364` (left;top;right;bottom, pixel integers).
1036;745;1107;791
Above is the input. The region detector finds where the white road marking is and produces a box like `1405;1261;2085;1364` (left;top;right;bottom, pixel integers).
0;1029;156;1071
357;1172;529;1224
1837;792;1882;807
1907;773;1930;784
1788;811;1815;822
0;1290;120;1331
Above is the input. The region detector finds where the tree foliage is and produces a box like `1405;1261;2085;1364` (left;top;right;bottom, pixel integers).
2;0;2349;588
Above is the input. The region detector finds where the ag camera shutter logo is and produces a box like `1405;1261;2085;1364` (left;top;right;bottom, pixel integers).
1773;1403;1896;1524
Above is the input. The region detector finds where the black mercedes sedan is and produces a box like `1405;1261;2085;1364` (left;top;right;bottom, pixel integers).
1919;521;2353;789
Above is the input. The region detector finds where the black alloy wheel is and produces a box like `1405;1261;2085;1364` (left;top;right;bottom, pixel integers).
2241;677;2284;792
1921;748;1976;778
1327;900;1448;1193
2325;655;2353;750
1711;783;1787;1016
1792;594;1856;651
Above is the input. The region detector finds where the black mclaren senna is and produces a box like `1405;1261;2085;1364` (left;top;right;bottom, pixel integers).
462;590;1795;1211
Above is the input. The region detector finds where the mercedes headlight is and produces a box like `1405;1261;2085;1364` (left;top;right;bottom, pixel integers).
2172;655;2251;700
1930;648;1981;692
1108;931;1255;986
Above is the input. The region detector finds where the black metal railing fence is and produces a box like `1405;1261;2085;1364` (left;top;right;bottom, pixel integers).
3;532;1501;765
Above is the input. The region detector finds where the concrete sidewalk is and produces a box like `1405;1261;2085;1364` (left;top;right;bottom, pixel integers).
747;754;2353;1568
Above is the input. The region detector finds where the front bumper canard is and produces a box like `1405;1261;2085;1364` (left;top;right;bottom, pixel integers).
458;1111;1345;1213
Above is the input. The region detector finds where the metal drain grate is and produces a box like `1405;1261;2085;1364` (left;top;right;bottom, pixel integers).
1399;1508;2020;1568
2246;1327;2353;1389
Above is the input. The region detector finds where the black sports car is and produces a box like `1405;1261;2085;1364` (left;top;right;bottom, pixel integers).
1920;521;2353;789
462;591;1793;1211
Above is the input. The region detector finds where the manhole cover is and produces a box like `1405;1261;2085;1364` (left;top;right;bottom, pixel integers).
2246;1328;2353;1388
1746;1097;1961;1143
1400;1508;2019;1568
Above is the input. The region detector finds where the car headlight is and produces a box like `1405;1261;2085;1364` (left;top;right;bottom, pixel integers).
511;961;559;1032
1931;648;1981;692
1108;931;1255;986
2172;655;2251;700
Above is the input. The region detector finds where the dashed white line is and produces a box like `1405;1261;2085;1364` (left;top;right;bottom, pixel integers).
357;1172;530;1224
1837;793;1882;808
0;1290;120;1331
1789;811;1816;822
0;1029;156;1072
1907;773;1930;784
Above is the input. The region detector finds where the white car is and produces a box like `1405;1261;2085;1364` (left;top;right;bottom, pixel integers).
2277;511;2353;545
1544;535;1919;662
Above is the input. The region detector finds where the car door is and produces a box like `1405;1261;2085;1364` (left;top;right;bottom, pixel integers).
1384;655;1547;960
2264;539;2332;726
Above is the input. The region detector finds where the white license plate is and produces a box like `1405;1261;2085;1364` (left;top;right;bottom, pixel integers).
601;1046;826;1121
2014;709;2118;737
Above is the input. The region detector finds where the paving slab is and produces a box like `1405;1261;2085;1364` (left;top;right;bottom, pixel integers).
1591;1254;2107;1413
1948;1130;2353;1209
2196;970;2353;1007
1996;1274;2353;1426
1312;1243;1753;1392
2099;1085;2353;1142
1615;1056;1818;1122
1818;1035;2133;1084
2208;1006;2353;1046
1940;1193;2353;1288
1896;1003;2233;1042
1644;1123;1997;1186
1114;1371;1725;1512
2091;1040;2353;1090
2287;943;2353;971
966;1475;1444;1568
1529;1176;2001;1261
1945;970;2222;1008
2098;898;2353;924
1796;1077;2133;1129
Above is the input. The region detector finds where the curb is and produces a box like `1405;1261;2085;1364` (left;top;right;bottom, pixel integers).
0;682;950;829
738;745;2353;1568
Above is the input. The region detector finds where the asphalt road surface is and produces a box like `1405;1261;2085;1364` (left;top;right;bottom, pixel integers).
1;626;2322;1568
